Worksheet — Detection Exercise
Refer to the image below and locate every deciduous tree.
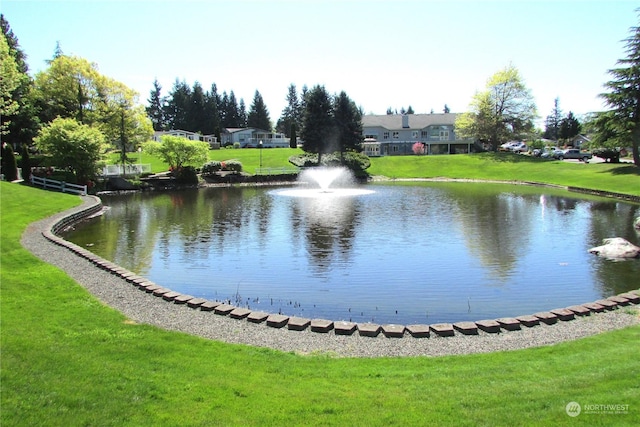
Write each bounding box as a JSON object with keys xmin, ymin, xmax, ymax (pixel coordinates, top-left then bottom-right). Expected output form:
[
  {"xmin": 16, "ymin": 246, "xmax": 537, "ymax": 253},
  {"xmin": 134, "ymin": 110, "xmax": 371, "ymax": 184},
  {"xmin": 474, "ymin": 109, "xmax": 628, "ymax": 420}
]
[
  {"xmin": 34, "ymin": 117, "xmax": 107, "ymax": 184},
  {"xmin": 143, "ymin": 135, "xmax": 209, "ymax": 172},
  {"xmin": 455, "ymin": 65, "xmax": 537, "ymax": 151}
]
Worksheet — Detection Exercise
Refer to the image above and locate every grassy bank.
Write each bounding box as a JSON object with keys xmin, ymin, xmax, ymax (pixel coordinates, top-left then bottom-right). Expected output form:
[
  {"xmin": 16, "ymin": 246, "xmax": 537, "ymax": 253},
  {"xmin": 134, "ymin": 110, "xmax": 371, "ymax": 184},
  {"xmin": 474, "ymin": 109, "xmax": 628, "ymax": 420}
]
[
  {"xmin": 113, "ymin": 149, "xmax": 640, "ymax": 196},
  {"xmin": 2, "ymin": 162, "xmax": 640, "ymax": 425}
]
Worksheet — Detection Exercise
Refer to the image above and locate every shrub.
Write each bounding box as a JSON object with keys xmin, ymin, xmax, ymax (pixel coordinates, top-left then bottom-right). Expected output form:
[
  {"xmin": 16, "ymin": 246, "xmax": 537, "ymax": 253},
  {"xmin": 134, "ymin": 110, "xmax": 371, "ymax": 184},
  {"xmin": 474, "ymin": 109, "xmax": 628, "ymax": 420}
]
[
  {"xmin": 412, "ymin": 142, "xmax": 426, "ymax": 155},
  {"xmin": 175, "ymin": 166, "xmax": 198, "ymax": 184},
  {"xmin": 223, "ymin": 160, "xmax": 242, "ymax": 172},
  {"xmin": 288, "ymin": 151, "xmax": 370, "ymax": 174},
  {"xmin": 202, "ymin": 161, "xmax": 222, "ymax": 175}
]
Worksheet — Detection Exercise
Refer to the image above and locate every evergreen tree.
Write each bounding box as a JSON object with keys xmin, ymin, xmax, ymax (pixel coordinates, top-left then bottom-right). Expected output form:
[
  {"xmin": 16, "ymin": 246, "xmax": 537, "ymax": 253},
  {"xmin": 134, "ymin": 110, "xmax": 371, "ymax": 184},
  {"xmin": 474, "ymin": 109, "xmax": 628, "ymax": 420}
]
[
  {"xmin": 226, "ymin": 91, "xmax": 241, "ymax": 127},
  {"xmin": 247, "ymin": 90, "xmax": 271, "ymax": 130},
  {"xmin": 333, "ymin": 91, "xmax": 363, "ymax": 161},
  {"xmin": 1, "ymin": 142, "xmax": 18, "ymax": 181},
  {"xmin": 188, "ymin": 81, "xmax": 207, "ymax": 133},
  {"xmin": 443, "ymin": 104, "xmax": 450, "ymax": 114},
  {"xmin": 559, "ymin": 111, "xmax": 581, "ymax": 140},
  {"xmin": 21, "ymin": 143, "xmax": 31, "ymax": 182},
  {"xmin": 598, "ymin": 12, "xmax": 640, "ymax": 166},
  {"xmin": 300, "ymin": 85, "xmax": 334, "ymax": 164},
  {"xmin": 238, "ymin": 98, "xmax": 247, "ymax": 127},
  {"xmin": 406, "ymin": 105, "xmax": 415, "ymax": 114},
  {"xmin": 203, "ymin": 83, "xmax": 221, "ymax": 138},
  {"xmin": 146, "ymin": 78, "xmax": 166, "ymax": 131},
  {"xmin": 276, "ymin": 83, "xmax": 301, "ymax": 136},
  {"xmin": 543, "ymin": 97, "xmax": 562, "ymax": 140},
  {"xmin": 164, "ymin": 79, "xmax": 191, "ymax": 130}
]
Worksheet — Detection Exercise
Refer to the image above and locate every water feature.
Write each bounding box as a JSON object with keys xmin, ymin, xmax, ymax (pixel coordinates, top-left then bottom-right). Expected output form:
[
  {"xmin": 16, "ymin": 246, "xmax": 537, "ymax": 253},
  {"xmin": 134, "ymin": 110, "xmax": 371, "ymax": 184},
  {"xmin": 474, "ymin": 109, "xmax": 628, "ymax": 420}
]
[
  {"xmin": 64, "ymin": 180, "xmax": 640, "ymax": 325},
  {"xmin": 277, "ymin": 167, "xmax": 375, "ymax": 198}
]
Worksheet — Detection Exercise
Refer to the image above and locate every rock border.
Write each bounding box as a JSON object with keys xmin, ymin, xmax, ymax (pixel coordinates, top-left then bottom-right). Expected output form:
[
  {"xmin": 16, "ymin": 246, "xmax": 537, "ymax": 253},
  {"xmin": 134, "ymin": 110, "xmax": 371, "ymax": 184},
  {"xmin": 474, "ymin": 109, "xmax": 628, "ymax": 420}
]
[{"xmin": 41, "ymin": 194, "xmax": 640, "ymax": 339}]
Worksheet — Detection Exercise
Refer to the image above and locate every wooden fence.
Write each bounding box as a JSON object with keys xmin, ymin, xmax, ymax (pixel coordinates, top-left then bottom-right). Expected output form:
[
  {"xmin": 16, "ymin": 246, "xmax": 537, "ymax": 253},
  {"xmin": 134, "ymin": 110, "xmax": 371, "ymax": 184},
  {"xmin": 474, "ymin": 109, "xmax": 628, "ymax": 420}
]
[{"xmin": 31, "ymin": 175, "xmax": 87, "ymax": 196}]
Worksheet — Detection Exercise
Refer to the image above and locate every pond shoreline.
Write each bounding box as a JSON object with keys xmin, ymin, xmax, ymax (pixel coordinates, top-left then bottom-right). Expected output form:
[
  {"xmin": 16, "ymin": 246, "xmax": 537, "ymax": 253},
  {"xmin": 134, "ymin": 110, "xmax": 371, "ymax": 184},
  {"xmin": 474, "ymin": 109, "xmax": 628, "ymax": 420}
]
[{"xmin": 21, "ymin": 192, "xmax": 640, "ymax": 358}]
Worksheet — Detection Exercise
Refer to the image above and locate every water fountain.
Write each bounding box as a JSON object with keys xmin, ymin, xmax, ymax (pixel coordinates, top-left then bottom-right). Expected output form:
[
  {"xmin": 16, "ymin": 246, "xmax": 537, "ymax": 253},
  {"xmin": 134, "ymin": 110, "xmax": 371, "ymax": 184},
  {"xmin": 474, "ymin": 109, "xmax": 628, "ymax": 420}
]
[{"xmin": 275, "ymin": 166, "xmax": 375, "ymax": 198}]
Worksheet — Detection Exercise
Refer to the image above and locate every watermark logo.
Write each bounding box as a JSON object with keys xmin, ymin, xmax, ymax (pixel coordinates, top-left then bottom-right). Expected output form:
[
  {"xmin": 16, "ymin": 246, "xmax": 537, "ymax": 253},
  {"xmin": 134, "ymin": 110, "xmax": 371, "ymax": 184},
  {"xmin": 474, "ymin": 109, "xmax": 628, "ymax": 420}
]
[
  {"xmin": 566, "ymin": 401, "xmax": 630, "ymax": 417},
  {"xmin": 566, "ymin": 401, "xmax": 581, "ymax": 417}
]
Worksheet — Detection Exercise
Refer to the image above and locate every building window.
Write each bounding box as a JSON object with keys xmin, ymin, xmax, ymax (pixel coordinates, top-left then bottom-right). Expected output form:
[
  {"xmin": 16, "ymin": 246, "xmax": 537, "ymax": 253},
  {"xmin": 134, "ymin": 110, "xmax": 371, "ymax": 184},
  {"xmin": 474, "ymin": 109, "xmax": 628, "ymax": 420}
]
[
  {"xmin": 383, "ymin": 132, "xmax": 389, "ymax": 140},
  {"xmin": 392, "ymin": 131, "xmax": 399, "ymax": 139},
  {"xmin": 421, "ymin": 130, "xmax": 428, "ymax": 138},
  {"xmin": 412, "ymin": 131, "xmax": 419, "ymax": 138}
]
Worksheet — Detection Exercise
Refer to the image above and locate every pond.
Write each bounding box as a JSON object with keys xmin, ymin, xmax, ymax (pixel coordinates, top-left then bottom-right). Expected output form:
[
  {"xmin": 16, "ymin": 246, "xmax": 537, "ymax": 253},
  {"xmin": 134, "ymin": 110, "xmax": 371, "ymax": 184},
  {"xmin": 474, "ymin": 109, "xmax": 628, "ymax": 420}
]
[{"xmin": 64, "ymin": 182, "xmax": 640, "ymax": 325}]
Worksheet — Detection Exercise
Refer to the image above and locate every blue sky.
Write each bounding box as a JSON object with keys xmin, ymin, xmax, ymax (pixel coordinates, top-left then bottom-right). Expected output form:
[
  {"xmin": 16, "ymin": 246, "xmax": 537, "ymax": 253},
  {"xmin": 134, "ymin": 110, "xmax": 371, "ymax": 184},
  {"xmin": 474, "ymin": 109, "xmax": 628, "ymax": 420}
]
[{"xmin": 2, "ymin": 0, "xmax": 639, "ymax": 125}]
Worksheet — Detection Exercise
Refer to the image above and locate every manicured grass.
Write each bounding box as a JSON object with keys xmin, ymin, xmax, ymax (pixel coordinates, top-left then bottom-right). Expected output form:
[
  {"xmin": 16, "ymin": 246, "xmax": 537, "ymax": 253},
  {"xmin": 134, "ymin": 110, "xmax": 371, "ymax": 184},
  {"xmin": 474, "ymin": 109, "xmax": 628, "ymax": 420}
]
[
  {"xmin": 5, "ymin": 149, "xmax": 640, "ymax": 426},
  {"xmin": 2, "ymin": 157, "xmax": 640, "ymax": 425},
  {"xmin": 110, "ymin": 149, "xmax": 640, "ymax": 196},
  {"xmin": 367, "ymin": 152, "xmax": 640, "ymax": 196}
]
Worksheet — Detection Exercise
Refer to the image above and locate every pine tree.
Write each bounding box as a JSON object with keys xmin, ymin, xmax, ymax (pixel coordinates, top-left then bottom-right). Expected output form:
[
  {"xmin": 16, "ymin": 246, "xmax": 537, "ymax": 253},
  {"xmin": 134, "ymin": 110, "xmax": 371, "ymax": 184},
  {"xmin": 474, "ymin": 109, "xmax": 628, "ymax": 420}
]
[
  {"xmin": 300, "ymin": 85, "xmax": 334, "ymax": 164},
  {"xmin": 188, "ymin": 81, "xmax": 207, "ymax": 133},
  {"xmin": 276, "ymin": 83, "xmax": 301, "ymax": 137},
  {"xmin": 247, "ymin": 90, "xmax": 271, "ymax": 130},
  {"xmin": 165, "ymin": 79, "xmax": 191, "ymax": 130},
  {"xmin": 599, "ymin": 13, "xmax": 640, "ymax": 166},
  {"xmin": 543, "ymin": 97, "xmax": 562, "ymax": 141},
  {"xmin": 333, "ymin": 91, "xmax": 363, "ymax": 160},
  {"xmin": 146, "ymin": 78, "xmax": 166, "ymax": 131},
  {"xmin": 203, "ymin": 83, "xmax": 221, "ymax": 137},
  {"xmin": 559, "ymin": 111, "xmax": 581, "ymax": 140},
  {"xmin": 238, "ymin": 98, "xmax": 247, "ymax": 127}
]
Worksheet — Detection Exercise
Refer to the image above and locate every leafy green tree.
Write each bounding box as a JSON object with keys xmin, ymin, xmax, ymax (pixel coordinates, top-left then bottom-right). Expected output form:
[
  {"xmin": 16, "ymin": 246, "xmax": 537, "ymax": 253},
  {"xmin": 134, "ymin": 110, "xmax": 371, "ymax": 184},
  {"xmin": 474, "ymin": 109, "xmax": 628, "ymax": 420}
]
[
  {"xmin": 455, "ymin": 65, "xmax": 537, "ymax": 151},
  {"xmin": 146, "ymin": 78, "xmax": 166, "ymax": 131},
  {"xmin": 300, "ymin": 85, "xmax": 335, "ymax": 164},
  {"xmin": 247, "ymin": 90, "xmax": 271, "ymax": 130},
  {"xmin": 1, "ymin": 15, "xmax": 38, "ymax": 149},
  {"xmin": 143, "ymin": 135, "xmax": 209, "ymax": 172},
  {"xmin": 598, "ymin": 13, "xmax": 640, "ymax": 166},
  {"xmin": 0, "ymin": 31, "xmax": 21, "ymax": 136},
  {"xmin": 34, "ymin": 117, "xmax": 107, "ymax": 184},
  {"xmin": 333, "ymin": 91, "xmax": 363, "ymax": 160}
]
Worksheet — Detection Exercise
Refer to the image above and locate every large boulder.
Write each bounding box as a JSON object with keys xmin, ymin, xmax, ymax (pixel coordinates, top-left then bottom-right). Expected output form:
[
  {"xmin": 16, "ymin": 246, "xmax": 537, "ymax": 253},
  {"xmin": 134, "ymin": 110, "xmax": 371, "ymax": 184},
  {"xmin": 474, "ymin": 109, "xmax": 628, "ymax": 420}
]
[{"xmin": 589, "ymin": 237, "xmax": 640, "ymax": 259}]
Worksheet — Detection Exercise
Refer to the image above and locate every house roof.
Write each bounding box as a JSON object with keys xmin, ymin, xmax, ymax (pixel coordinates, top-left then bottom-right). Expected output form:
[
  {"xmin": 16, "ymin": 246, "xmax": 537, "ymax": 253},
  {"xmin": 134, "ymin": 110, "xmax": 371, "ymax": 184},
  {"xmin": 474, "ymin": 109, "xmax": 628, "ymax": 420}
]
[{"xmin": 362, "ymin": 113, "xmax": 459, "ymax": 130}]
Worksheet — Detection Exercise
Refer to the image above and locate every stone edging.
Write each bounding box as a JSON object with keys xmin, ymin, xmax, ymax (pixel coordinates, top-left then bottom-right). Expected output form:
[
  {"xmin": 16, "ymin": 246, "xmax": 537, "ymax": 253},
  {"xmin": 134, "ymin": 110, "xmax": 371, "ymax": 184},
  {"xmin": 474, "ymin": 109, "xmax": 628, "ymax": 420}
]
[{"xmin": 42, "ymin": 194, "xmax": 640, "ymax": 339}]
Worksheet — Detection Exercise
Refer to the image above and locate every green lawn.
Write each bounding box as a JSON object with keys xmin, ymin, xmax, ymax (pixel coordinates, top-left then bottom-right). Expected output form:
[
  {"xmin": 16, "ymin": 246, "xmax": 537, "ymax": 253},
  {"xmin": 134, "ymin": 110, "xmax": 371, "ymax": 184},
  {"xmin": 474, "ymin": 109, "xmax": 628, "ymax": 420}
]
[
  {"xmin": 2, "ymin": 155, "xmax": 640, "ymax": 425},
  {"xmin": 111, "ymin": 149, "xmax": 640, "ymax": 196}
]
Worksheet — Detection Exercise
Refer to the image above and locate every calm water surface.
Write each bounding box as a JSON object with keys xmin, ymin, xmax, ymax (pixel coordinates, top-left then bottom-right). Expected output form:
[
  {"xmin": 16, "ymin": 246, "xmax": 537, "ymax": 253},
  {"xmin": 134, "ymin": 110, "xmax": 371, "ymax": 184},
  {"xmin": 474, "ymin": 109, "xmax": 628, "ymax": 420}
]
[{"xmin": 64, "ymin": 183, "xmax": 640, "ymax": 324}]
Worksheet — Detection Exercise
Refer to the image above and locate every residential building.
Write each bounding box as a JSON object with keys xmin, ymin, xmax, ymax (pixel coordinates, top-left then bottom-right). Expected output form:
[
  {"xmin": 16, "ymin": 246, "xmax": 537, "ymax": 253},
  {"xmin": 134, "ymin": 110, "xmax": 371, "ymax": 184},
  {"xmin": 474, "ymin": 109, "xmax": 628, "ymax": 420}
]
[
  {"xmin": 153, "ymin": 130, "xmax": 219, "ymax": 149},
  {"xmin": 220, "ymin": 128, "xmax": 290, "ymax": 148},
  {"xmin": 361, "ymin": 113, "xmax": 474, "ymax": 156}
]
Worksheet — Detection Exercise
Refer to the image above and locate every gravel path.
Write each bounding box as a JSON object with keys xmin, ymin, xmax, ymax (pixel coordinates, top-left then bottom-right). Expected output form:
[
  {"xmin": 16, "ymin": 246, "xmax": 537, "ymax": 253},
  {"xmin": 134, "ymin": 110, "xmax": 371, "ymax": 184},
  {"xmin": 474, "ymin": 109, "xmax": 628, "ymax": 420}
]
[{"xmin": 21, "ymin": 196, "xmax": 640, "ymax": 358}]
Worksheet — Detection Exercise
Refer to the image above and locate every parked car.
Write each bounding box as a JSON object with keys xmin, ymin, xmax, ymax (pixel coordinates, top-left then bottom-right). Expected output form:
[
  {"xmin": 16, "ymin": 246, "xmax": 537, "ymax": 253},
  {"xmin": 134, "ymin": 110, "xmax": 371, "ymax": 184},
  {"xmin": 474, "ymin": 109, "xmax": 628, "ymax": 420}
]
[
  {"xmin": 553, "ymin": 149, "xmax": 592, "ymax": 162},
  {"xmin": 499, "ymin": 141, "xmax": 520, "ymax": 151},
  {"xmin": 540, "ymin": 147, "xmax": 563, "ymax": 158},
  {"xmin": 509, "ymin": 142, "xmax": 528, "ymax": 153}
]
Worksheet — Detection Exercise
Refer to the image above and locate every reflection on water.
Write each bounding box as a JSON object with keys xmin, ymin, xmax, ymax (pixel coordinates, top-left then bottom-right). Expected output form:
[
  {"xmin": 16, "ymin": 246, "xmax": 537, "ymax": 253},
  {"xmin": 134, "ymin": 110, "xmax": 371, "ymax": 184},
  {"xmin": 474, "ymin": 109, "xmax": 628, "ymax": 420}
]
[{"xmin": 64, "ymin": 183, "xmax": 640, "ymax": 324}]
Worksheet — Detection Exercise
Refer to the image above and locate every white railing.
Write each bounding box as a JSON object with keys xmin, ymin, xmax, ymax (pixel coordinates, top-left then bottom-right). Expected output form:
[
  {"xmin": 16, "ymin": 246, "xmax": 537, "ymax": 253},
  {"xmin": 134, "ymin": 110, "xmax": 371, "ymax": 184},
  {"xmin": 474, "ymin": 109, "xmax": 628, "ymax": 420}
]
[
  {"xmin": 31, "ymin": 176, "xmax": 87, "ymax": 196},
  {"xmin": 101, "ymin": 164, "xmax": 152, "ymax": 176}
]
